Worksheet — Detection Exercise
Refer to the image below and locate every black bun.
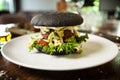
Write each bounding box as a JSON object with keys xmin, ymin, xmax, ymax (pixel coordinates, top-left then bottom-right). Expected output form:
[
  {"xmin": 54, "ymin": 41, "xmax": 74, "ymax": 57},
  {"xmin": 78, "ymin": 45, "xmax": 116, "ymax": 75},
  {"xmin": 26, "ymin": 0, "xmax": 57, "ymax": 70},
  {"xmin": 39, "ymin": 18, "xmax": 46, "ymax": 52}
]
[{"xmin": 31, "ymin": 12, "xmax": 83, "ymax": 27}]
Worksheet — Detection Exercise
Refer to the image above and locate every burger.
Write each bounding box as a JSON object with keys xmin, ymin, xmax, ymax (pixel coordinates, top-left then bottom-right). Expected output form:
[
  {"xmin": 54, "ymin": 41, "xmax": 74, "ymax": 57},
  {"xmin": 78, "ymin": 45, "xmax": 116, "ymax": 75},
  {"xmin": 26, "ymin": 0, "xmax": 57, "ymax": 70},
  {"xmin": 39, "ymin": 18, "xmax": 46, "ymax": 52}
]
[{"xmin": 28, "ymin": 12, "xmax": 88, "ymax": 55}]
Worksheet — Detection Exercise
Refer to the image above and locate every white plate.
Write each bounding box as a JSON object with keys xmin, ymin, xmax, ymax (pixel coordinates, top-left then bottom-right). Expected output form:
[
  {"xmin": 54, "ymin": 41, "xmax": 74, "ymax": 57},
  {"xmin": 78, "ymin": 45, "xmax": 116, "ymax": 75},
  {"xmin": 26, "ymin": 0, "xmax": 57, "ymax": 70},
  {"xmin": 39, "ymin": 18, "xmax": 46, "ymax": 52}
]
[{"xmin": 1, "ymin": 33, "xmax": 118, "ymax": 71}]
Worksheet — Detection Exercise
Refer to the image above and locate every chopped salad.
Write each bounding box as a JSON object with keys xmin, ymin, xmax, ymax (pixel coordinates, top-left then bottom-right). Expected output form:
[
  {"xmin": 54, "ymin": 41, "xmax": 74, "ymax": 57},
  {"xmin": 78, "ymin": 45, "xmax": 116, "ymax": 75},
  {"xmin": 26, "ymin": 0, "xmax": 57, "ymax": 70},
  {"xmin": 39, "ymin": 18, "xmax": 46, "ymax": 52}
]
[{"xmin": 28, "ymin": 26, "xmax": 88, "ymax": 55}]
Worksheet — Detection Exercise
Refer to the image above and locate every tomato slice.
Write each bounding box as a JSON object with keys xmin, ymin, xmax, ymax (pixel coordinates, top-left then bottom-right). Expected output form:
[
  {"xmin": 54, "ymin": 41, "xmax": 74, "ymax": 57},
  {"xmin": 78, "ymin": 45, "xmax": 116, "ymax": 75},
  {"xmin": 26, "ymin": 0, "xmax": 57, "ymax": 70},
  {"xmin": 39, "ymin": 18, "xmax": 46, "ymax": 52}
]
[{"xmin": 38, "ymin": 39, "xmax": 48, "ymax": 46}]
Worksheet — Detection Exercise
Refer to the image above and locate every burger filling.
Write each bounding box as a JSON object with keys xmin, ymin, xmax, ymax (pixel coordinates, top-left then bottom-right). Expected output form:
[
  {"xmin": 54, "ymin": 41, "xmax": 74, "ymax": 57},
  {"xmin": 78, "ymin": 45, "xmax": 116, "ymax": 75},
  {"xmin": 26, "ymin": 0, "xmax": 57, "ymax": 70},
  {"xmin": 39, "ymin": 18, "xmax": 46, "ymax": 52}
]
[{"xmin": 28, "ymin": 26, "xmax": 88, "ymax": 55}]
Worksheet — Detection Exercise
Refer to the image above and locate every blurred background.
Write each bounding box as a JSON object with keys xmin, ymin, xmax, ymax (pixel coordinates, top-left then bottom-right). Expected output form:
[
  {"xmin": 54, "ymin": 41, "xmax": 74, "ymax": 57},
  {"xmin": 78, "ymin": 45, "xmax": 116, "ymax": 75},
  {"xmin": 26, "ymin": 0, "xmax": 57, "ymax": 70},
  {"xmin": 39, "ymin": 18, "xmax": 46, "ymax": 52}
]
[{"xmin": 0, "ymin": 0, "xmax": 120, "ymax": 37}]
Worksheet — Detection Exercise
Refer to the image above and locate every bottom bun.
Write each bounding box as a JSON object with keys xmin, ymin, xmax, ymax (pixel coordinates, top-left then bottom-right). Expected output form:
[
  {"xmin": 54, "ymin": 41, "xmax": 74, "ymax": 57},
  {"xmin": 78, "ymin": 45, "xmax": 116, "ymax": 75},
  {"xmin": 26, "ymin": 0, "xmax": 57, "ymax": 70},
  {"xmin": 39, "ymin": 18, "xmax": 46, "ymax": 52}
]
[{"xmin": 36, "ymin": 47, "xmax": 78, "ymax": 55}]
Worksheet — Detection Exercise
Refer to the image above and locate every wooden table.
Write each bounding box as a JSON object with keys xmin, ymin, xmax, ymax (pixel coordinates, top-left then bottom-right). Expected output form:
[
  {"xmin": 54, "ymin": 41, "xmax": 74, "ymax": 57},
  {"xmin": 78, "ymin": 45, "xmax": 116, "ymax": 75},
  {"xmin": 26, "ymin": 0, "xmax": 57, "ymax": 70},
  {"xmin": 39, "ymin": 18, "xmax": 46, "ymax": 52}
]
[
  {"xmin": 0, "ymin": 51, "xmax": 120, "ymax": 80},
  {"xmin": 0, "ymin": 33, "xmax": 120, "ymax": 80}
]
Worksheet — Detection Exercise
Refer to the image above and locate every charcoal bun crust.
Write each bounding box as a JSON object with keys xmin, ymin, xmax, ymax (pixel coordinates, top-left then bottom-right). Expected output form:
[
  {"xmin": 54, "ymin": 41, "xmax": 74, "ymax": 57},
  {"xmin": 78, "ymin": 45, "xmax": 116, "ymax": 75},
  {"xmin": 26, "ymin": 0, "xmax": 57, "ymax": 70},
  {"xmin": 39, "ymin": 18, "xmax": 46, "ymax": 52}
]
[{"xmin": 31, "ymin": 12, "xmax": 83, "ymax": 27}]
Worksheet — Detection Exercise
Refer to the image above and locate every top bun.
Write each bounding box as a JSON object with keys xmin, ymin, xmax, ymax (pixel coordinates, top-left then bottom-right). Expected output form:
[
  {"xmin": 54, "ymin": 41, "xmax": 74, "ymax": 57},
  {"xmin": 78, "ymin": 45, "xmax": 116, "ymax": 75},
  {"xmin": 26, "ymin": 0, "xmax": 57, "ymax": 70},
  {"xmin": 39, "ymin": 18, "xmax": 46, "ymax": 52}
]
[{"xmin": 31, "ymin": 12, "xmax": 83, "ymax": 27}]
